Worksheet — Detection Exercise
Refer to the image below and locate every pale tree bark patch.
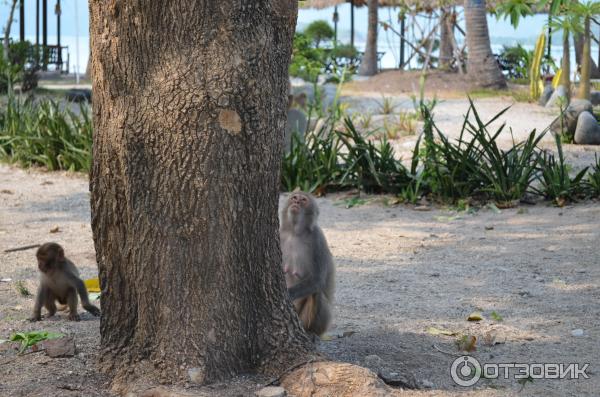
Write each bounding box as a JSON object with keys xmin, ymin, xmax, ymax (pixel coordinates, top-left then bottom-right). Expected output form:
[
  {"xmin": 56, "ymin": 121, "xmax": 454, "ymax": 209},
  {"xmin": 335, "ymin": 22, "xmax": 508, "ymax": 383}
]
[{"xmin": 218, "ymin": 109, "xmax": 242, "ymax": 134}]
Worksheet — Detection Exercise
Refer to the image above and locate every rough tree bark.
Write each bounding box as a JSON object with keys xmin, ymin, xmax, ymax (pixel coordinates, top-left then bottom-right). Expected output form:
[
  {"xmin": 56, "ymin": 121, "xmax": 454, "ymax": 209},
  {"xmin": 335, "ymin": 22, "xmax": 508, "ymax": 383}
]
[
  {"xmin": 561, "ymin": 29, "xmax": 571, "ymax": 98},
  {"xmin": 89, "ymin": 0, "xmax": 313, "ymax": 390},
  {"xmin": 2, "ymin": 0, "xmax": 18, "ymax": 62},
  {"xmin": 359, "ymin": 0, "xmax": 378, "ymax": 76},
  {"xmin": 574, "ymin": 32, "xmax": 600, "ymax": 80},
  {"xmin": 463, "ymin": 0, "xmax": 506, "ymax": 88},
  {"xmin": 438, "ymin": 8, "xmax": 454, "ymax": 70}
]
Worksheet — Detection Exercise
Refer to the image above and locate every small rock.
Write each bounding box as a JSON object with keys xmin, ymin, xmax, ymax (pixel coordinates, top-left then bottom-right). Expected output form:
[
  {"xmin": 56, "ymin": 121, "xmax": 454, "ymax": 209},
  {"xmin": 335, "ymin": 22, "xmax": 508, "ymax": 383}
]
[
  {"xmin": 574, "ymin": 111, "xmax": 600, "ymax": 145},
  {"xmin": 421, "ymin": 379, "xmax": 434, "ymax": 388},
  {"xmin": 187, "ymin": 367, "xmax": 204, "ymax": 384},
  {"xmin": 571, "ymin": 329, "xmax": 584, "ymax": 337},
  {"xmin": 414, "ymin": 205, "xmax": 431, "ymax": 211},
  {"xmin": 0, "ymin": 189, "xmax": 14, "ymax": 194},
  {"xmin": 591, "ymin": 91, "xmax": 600, "ymax": 106},
  {"xmin": 255, "ymin": 386, "xmax": 286, "ymax": 397},
  {"xmin": 42, "ymin": 337, "xmax": 75, "ymax": 358},
  {"xmin": 284, "ymin": 109, "xmax": 307, "ymax": 153},
  {"xmin": 65, "ymin": 88, "xmax": 92, "ymax": 103},
  {"xmin": 549, "ymin": 98, "xmax": 593, "ymax": 136},
  {"xmin": 49, "ymin": 225, "xmax": 60, "ymax": 233},
  {"xmin": 364, "ymin": 354, "xmax": 383, "ymax": 369},
  {"xmin": 484, "ymin": 225, "xmax": 494, "ymax": 230},
  {"xmin": 378, "ymin": 369, "xmax": 418, "ymax": 389},
  {"xmin": 545, "ymin": 85, "xmax": 567, "ymax": 108},
  {"xmin": 538, "ymin": 85, "xmax": 553, "ymax": 106}
]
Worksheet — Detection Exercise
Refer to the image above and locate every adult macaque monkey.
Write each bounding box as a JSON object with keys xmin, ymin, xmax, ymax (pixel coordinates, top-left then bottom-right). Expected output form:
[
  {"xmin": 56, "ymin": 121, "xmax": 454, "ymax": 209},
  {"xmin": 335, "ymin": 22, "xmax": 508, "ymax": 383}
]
[
  {"xmin": 280, "ymin": 192, "xmax": 335, "ymax": 337},
  {"xmin": 30, "ymin": 243, "xmax": 101, "ymax": 322}
]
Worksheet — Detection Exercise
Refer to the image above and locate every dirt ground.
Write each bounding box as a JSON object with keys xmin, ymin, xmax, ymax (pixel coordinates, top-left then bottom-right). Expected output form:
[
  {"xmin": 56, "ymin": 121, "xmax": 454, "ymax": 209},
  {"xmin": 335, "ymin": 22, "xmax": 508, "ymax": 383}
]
[
  {"xmin": 1, "ymin": 160, "xmax": 599, "ymax": 397},
  {"xmin": 1, "ymin": 82, "xmax": 600, "ymax": 396}
]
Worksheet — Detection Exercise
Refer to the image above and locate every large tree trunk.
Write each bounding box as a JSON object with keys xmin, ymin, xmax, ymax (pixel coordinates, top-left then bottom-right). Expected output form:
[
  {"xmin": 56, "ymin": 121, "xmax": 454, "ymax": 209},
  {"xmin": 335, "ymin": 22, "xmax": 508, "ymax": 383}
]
[
  {"xmin": 439, "ymin": 8, "xmax": 454, "ymax": 70},
  {"xmin": 359, "ymin": 0, "xmax": 378, "ymax": 76},
  {"xmin": 561, "ymin": 29, "xmax": 571, "ymax": 98},
  {"xmin": 89, "ymin": 0, "xmax": 313, "ymax": 390},
  {"xmin": 577, "ymin": 17, "xmax": 591, "ymax": 100},
  {"xmin": 574, "ymin": 30, "xmax": 600, "ymax": 81},
  {"xmin": 463, "ymin": 0, "xmax": 506, "ymax": 88},
  {"xmin": 2, "ymin": 0, "xmax": 18, "ymax": 62}
]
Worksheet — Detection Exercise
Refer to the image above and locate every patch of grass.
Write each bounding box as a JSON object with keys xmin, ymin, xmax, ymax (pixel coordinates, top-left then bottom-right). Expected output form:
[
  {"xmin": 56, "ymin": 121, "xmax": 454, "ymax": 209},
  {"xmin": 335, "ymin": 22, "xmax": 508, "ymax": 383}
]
[
  {"xmin": 534, "ymin": 134, "xmax": 588, "ymax": 206},
  {"xmin": 377, "ymin": 95, "xmax": 396, "ymax": 115},
  {"xmin": 0, "ymin": 95, "xmax": 92, "ymax": 172},
  {"xmin": 586, "ymin": 154, "xmax": 600, "ymax": 198},
  {"xmin": 14, "ymin": 280, "xmax": 31, "ymax": 297}
]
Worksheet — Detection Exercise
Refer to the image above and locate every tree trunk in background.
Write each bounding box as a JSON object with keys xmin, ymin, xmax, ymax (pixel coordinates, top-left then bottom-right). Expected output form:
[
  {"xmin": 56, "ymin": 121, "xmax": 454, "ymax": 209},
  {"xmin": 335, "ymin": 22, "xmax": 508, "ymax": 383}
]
[
  {"xmin": 359, "ymin": 0, "xmax": 378, "ymax": 76},
  {"xmin": 89, "ymin": 0, "xmax": 312, "ymax": 390},
  {"xmin": 574, "ymin": 32, "xmax": 600, "ymax": 80},
  {"xmin": 561, "ymin": 30, "xmax": 571, "ymax": 98},
  {"xmin": 2, "ymin": 0, "xmax": 18, "ymax": 62},
  {"xmin": 577, "ymin": 17, "xmax": 591, "ymax": 99},
  {"xmin": 463, "ymin": 0, "xmax": 506, "ymax": 88},
  {"xmin": 439, "ymin": 8, "xmax": 454, "ymax": 70}
]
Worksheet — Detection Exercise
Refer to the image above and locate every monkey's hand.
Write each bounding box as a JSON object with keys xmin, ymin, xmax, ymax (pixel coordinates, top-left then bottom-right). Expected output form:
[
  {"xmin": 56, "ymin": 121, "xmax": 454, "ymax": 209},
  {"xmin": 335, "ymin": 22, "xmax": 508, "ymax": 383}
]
[
  {"xmin": 68, "ymin": 313, "xmax": 81, "ymax": 321},
  {"xmin": 28, "ymin": 315, "xmax": 42, "ymax": 322},
  {"xmin": 84, "ymin": 304, "xmax": 101, "ymax": 317}
]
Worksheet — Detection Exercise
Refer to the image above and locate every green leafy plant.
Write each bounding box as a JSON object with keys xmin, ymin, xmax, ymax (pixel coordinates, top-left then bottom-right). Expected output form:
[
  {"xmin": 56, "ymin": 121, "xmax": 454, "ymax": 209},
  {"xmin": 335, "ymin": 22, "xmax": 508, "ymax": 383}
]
[
  {"xmin": 0, "ymin": 96, "xmax": 93, "ymax": 172},
  {"xmin": 585, "ymin": 154, "xmax": 600, "ymax": 198},
  {"xmin": 534, "ymin": 134, "xmax": 588, "ymax": 206},
  {"xmin": 303, "ymin": 20, "xmax": 335, "ymax": 48},
  {"xmin": 8, "ymin": 331, "xmax": 63, "ymax": 353}
]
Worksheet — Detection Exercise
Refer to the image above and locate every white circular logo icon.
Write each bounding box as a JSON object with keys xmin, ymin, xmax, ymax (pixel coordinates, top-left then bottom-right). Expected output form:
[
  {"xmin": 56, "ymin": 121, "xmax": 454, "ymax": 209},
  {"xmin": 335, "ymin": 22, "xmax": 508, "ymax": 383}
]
[{"xmin": 450, "ymin": 356, "xmax": 481, "ymax": 386}]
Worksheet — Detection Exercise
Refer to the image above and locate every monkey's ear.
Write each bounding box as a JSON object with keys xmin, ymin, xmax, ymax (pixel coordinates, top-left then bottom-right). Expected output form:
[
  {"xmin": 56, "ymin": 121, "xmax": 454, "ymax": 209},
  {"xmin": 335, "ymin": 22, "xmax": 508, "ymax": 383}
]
[{"xmin": 292, "ymin": 187, "xmax": 302, "ymax": 193}]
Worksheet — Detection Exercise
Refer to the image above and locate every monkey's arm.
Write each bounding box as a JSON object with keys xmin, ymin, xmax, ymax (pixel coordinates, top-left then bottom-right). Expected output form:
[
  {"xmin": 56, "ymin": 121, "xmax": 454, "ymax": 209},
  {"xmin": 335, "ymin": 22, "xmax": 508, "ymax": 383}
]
[
  {"xmin": 66, "ymin": 271, "xmax": 101, "ymax": 316},
  {"xmin": 287, "ymin": 275, "xmax": 321, "ymax": 301}
]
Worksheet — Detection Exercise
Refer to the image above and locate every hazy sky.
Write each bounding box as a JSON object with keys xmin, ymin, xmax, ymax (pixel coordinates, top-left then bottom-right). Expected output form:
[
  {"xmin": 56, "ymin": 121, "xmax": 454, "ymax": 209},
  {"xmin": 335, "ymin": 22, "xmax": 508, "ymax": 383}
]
[{"xmin": 0, "ymin": 2, "xmax": 597, "ymax": 71}]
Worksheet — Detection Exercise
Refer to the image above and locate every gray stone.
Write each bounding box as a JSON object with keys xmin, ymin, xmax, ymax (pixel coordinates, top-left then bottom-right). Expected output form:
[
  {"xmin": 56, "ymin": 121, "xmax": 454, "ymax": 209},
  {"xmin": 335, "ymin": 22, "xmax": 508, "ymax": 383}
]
[
  {"xmin": 550, "ymin": 99, "xmax": 594, "ymax": 136},
  {"xmin": 545, "ymin": 85, "xmax": 568, "ymax": 108},
  {"xmin": 284, "ymin": 108, "xmax": 307, "ymax": 153},
  {"xmin": 591, "ymin": 91, "xmax": 600, "ymax": 106},
  {"xmin": 574, "ymin": 111, "xmax": 600, "ymax": 145},
  {"xmin": 255, "ymin": 386, "xmax": 286, "ymax": 397},
  {"xmin": 378, "ymin": 369, "xmax": 418, "ymax": 389},
  {"xmin": 42, "ymin": 337, "xmax": 75, "ymax": 358},
  {"xmin": 65, "ymin": 88, "xmax": 92, "ymax": 103},
  {"xmin": 538, "ymin": 85, "xmax": 554, "ymax": 106},
  {"xmin": 571, "ymin": 329, "xmax": 584, "ymax": 337}
]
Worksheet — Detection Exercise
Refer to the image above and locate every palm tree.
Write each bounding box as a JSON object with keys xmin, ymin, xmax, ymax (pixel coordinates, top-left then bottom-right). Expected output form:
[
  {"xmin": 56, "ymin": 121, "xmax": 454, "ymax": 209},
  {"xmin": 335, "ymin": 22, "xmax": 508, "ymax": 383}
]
[
  {"xmin": 359, "ymin": 0, "xmax": 378, "ymax": 76},
  {"xmin": 571, "ymin": 0, "xmax": 600, "ymax": 99},
  {"xmin": 464, "ymin": 0, "xmax": 506, "ymax": 88}
]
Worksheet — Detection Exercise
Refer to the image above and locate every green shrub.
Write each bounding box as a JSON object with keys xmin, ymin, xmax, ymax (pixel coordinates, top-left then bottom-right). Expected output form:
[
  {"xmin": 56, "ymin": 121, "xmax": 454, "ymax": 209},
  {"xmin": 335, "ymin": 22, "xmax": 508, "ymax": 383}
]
[
  {"xmin": 0, "ymin": 96, "xmax": 92, "ymax": 172},
  {"xmin": 289, "ymin": 33, "xmax": 326, "ymax": 83},
  {"xmin": 534, "ymin": 134, "xmax": 588, "ymax": 206},
  {"xmin": 304, "ymin": 20, "xmax": 334, "ymax": 48},
  {"xmin": 586, "ymin": 154, "xmax": 600, "ymax": 198}
]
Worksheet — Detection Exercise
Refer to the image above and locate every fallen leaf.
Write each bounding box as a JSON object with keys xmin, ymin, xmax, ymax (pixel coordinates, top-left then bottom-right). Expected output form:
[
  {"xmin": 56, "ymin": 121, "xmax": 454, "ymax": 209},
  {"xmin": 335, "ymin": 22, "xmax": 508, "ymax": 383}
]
[
  {"xmin": 0, "ymin": 189, "xmax": 14, "ymax": 194},
  {"xmin": 49, "ymin": 225, "xmax": 60, "ymax": 233},
  {"xmin": 467, "ymin": 312, "xmax": 483, "ymax": 322},
  {"xmin": 427, "ymin": 327, "xmax": 457, "ymax": 336}
]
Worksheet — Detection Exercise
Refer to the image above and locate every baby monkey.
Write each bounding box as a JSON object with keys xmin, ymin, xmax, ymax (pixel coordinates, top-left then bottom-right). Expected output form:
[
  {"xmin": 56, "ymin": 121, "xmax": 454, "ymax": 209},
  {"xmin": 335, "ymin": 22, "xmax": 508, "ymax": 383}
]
[
  {"xmin": 30, "ymin": 242, "xmax": 100, "ymax": 321},
  {"xmin": 280, "ymin": 192, "xmax": 335, "ymax": 337}
]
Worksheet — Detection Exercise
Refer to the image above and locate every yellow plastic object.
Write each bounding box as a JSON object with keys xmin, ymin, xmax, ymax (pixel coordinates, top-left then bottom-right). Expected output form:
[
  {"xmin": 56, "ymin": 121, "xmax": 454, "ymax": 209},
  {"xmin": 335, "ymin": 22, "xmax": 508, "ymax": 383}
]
[
  {"xmin": 552, "ymin": 69, "xmax": 562, "ymax": 89},
  {"xmin": 84, "ymin": 278, "xmax": 100, "ymax": 293},
  {"xmin": 529, "ymin": 30, "xmax": 546, "ymax": 100}
]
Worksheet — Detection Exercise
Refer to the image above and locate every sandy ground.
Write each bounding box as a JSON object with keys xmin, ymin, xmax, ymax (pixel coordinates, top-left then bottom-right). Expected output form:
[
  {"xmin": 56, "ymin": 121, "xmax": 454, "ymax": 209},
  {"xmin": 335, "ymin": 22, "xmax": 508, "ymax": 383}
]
[
  {"xmin": 0, "ymin": 161, "xmax": 599, "ymax": 397},
  {"xmin": 1, "ymin": 86, "xmax": 600, "ymax": 396}
]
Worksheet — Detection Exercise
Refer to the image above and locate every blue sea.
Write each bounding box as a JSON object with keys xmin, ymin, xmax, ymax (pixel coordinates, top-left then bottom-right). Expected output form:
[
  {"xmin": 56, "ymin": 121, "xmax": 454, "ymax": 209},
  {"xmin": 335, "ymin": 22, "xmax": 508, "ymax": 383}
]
[{"xmin": 2, "ymin": 1, "xmax": 598, "ymax": 76}]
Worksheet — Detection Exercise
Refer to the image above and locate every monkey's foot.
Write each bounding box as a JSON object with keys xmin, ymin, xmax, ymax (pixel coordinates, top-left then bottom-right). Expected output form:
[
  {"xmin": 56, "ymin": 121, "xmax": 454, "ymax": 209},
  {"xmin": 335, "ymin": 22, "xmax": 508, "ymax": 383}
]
[{"xmin": 68, "ymin": 313, "xmax": 81, "ymax": 321}]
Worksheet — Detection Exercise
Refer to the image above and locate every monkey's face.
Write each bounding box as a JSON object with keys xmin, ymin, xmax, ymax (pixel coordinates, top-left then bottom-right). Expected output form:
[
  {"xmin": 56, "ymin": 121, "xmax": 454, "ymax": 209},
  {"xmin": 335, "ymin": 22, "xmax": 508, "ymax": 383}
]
[
  {"xmin": 288, "ymin": 193, "xmax": 310, "ymax": 215},
  {"xmin": 36, "ymin": 243, "xmax": 64, "ymax": 273}
]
